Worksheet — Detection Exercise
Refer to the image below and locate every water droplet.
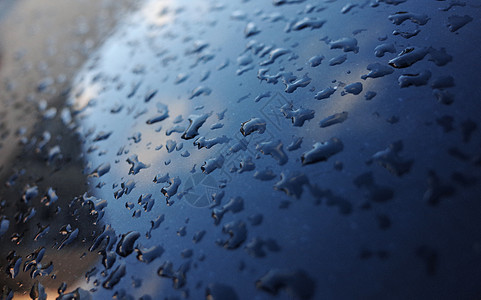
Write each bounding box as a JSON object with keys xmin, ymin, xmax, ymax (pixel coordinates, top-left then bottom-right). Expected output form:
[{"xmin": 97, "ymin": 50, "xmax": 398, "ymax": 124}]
[
  {"xmin": 374, "ymin": 43, "xmax": 396, "ymax": 57},
  {"xmin": 433, "ymin": 89, "xmax": 454, "ymax": 105},
  {"xmin": 392, "ymin": 28, "xmax": 420, "ymax": 39},
  {"xmin": 189, "ymin": 86, "xmax": 212, "ymax": 99},
  {"xmin": 446, "ymin": 14, "xmax": 473, "ymax": 32},
  {"xmin": 256, "ymin": 269, "xmax": 315, "ymax": 299},
  {"xmin": 89, "ymin": 163, "xmax": 111, "ymax": 177},
  {"xmin": 354, "ymin": 172, "xmax": 394, "ymax": 202},
  {"xmin": 308, "ymin": 55, "xmax": 324, "ymax": 67},
  {"xmin": 30, "ymin": 282, "xmax": 47, "ymax": 300},
  {"xmin": 398, "ymin": 70, "xmax": 431, "ymax": 87},
  {"xmin": 328, "ymin": 37, "xmax": 359, "ymax": 53},
  {"xmin": 202, "ymin": 155, "xmax": 225, "ymax": 174},
  {"xmin": 423, "ymin": 171, "xmax": 455, "ymax": 206},
  {"xmin": 116, "ymin": 231, "xmax": 140, "ymax": 257},
  {"xmin": 256, "ymin": 140, "xmax": 288, "ymax": 165},
  {"xmin": 367, "ymin": 141, "xmax": 413, "ymax": 176},
  {"xmin": 388, "ymin": 12, "xmax": 430, "ymax": 25},
  {"xmin": 329, "ymin": 54, "xmax": 347, "ymax": 66},
  {"xmin": 274, "ymin": 171, "xmax": 309, "ymax": 198},
  {"xmin": 212, "ymin": 197, "xmax": 244, "ymax": 225},
  {"xmin": 319, "ymin": 112, "xmax": 348, "ymax": 128},
  {"xmin": 302, "ymin": 139, "xmax": 344, "ymax": 166},
  {"xmin": 126, "ymin": 155, "xmax": 150, "ymax": 175},
  {"xmin": 136, "ymin": 245, "xmax": 164, "ymax": 263},
  {"xmin": 218, "ymin": 220, "xmax": 247, "ymax": 249},
  {"xmin": 193, "ymin": 135, "xmax": 229, "ymax": 149},
  {"xmin": 245, "ymin": 237, "xmax": 281, "ymax": 258},
  {"xmin": 259, "ymin": 48, "xmax": 290, "ymax": 66},
  {"xmin": 315, "ymin": 86, "xmax": 337, "ymax": 100},
  {"xmin": 58, "ymin": 228, "xmax": 79, "ymax": 250},
  {"xmin": 182, "ymin": 113, "xmax": 210, "ymax": 139},
  {"xmin": 360, "ymin": 63, "xmax": 394, "ymax": 80},
  {"xmin": 365, "ymin": 91, "xmax": 377, "ymax": 100},
  {"xmin": 206, "ymin": 283, "xmax": 239, "ymax": 300},
  {"xmin": 388, "ymin": 47, "xmax": 428, "ymax": 68},
  {"xmin": 240, "ymin": 118, "xmax": 267, "ymax": 136},
  {"xmin": 161, "ymin": 176, "xmax": 181, "ymax": 201},
  {"xmin": 244, "ymin": 22, "xmax": 260, "ymax": 37},
  {"xmin": 103, "ymin": 263, "xmax": 126, "ymax": 289},
  {"xmin": 342, "ymin": 82, "xmax": 363, "ymax": 95},
  {"xmin": 280, "ymin": 104, "xmax": 315, "ymax": 127},
  {"xmin": 0, "ymin": 218, "xmax": 10, "ymax": 237},
  {"xmin": 93, "ymin": 131, "xmax": 112, "ymax": 142},
  {"xmin": 292, "ymin": 17, "xmax": 326, "ymax": 31}
]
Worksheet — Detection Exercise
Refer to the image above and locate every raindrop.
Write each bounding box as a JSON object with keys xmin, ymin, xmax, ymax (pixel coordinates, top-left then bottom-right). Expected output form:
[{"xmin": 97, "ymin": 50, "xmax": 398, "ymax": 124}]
[
  {"xmin": 240, "ymin": 118, "xmax": 267, "ymax": 136},
  {"xmin": 301, "ymin": 138, "xmax": 344, "ymax": 165},
  {"xmin": 103, "ymin": 263, "xmax": 127, "ymax": 289},
  {"xmin": 116, "ymin": 231, "xmax": 141, "ymax": 257},
  {"xmin": 342, "ymin": 82, "xmax": 363, "ymax": 95},
  {"xmin": 446, "ymin": 15, "xmax": 473, "ymax": 32}
]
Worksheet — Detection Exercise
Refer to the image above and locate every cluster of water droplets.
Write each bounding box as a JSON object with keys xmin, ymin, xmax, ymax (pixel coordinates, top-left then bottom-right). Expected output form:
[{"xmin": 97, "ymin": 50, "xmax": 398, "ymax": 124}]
[{"xmin": 1, "ymin": 0, "xmax": 480, "ymax": 299}]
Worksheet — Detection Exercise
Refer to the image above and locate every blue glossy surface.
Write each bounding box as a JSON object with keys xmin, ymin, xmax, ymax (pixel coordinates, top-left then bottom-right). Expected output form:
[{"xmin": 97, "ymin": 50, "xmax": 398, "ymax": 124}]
[{"xmin": 1, "ymin": 0, "xmax": 481, "ymax": 299}]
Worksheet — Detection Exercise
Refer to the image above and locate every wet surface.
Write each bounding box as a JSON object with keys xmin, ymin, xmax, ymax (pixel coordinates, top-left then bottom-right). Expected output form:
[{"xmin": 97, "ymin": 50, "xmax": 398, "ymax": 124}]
[{"xmin": 1, "ymin": 0, "xmax": 481, "ymax": 299}]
